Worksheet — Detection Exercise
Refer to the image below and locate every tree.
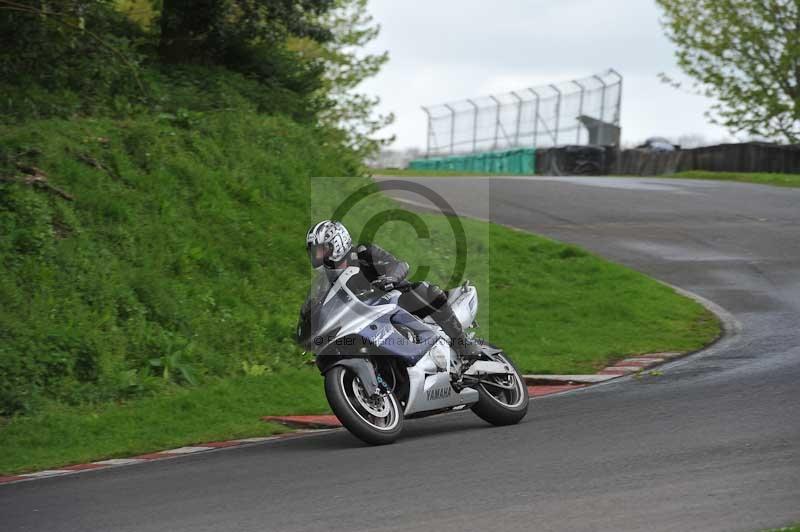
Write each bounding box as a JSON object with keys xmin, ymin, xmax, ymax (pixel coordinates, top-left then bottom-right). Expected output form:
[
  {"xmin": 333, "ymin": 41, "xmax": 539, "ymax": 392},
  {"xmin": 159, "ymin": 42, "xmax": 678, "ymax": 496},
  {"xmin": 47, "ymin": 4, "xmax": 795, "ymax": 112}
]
[
  {"xmin": 158, "ymin": 0, "xmax": 334, "ymax": 65},
  {"xmin": 656, "ymin": 0, "xmax": 800, "ymax": 143},
  {"xmin": 0, "ymin": 0, "xmax": 390, "ymax": 137},
  {"xmin": 156, "ymin": 0, "xmax": 337, "ymax": 122},
  {"xmin": 290, "ymin": 0, "xmax": 394, "ymax": 156},
  {"xmin": 157, "ymin": 0, "xmax": 217, "ymax": 63},
  {"xmin": 0, "ymin": 0, "xmax": 147, "ymax": 120}
]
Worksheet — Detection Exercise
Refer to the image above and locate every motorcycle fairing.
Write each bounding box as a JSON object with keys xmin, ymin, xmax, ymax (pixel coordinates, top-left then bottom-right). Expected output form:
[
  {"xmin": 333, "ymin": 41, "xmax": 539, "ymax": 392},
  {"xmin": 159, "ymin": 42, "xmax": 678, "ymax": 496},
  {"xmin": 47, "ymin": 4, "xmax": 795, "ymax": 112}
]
[
  {"xmin": 355, "ymin": 311, "xmax": 431, "ymax": 365},
  {"xmin": 301, "ymin": 267, "xmax": 437, "ymax": 366}
]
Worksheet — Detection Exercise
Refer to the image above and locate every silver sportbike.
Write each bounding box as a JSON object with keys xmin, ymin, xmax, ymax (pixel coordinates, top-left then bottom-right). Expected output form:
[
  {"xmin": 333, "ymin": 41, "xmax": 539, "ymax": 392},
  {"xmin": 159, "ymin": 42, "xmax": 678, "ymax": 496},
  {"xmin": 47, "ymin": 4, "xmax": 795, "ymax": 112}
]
[{"xmin": 296, "ymin": 266, "xmax": 529, "ymax": 444}]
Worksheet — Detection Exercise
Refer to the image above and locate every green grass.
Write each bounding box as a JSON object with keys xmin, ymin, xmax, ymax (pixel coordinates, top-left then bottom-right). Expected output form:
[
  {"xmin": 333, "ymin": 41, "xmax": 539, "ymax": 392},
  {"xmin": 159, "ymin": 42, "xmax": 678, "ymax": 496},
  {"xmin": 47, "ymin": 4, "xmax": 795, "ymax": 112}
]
[
  {"xmin": 484, "ymin": 224, "xmax": 719, "ymax": 373},
  {"xmin": 669, "ymin": 171, "xmax": 800, "ymax": 188},
  {"xmin": 761, "ymin": 525, "xmax": 800, "ymax": 532},
  {"xmin": 0, "ymin": 112, "xmax": 359, "ymax": 420},
  {"xmin": 0, "ymin": 115, "xmax": 720, "ymax": 474},
  {"xmin": 0, "ymin": 369, "xmax": 327, "ymax": 474}
]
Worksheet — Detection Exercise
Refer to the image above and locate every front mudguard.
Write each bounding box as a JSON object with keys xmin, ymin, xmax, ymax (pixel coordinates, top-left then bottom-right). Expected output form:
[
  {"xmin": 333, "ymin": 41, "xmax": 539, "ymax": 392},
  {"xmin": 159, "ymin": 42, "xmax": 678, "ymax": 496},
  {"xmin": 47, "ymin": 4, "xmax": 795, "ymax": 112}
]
[
  {"xmin": 319, "ymin": 358, "xmax": 380, "ymax": 396},
  {"xmin": 480, "ymin": 344, "xmax": 504, "ymax": 357}
]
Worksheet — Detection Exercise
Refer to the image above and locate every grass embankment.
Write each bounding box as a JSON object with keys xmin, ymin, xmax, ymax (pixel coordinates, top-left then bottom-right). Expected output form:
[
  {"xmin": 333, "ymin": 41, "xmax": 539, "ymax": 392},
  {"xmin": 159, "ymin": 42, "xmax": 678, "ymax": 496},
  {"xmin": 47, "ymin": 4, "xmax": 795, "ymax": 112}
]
[
  {"xmin": 0, "ymin": 117, "xmax": 718, "ymax": 474},
  {"xmin": 669, "ymin": 171, "xmax": 800, "ymax": 188},
  {"xmin": 0, "ymin": 374, "xmax": 326, "ymax": 474}
]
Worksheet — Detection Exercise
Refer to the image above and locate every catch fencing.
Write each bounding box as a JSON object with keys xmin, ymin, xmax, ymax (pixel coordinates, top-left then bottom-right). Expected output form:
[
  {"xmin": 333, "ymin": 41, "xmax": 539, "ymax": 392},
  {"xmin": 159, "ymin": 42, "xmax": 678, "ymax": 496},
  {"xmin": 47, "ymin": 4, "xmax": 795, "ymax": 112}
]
[{"xmin": 421, "ymin": 69, "xmax": 623, "ymax": 158}]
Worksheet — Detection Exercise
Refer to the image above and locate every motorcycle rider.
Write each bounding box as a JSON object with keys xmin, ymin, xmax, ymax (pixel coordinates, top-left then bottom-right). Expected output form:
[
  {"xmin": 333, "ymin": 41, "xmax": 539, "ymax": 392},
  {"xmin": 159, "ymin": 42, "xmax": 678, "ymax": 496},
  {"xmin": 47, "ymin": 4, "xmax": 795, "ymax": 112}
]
[{"xmin": 306, "ymin": 219, "xmax": 481, "ymax": 362}]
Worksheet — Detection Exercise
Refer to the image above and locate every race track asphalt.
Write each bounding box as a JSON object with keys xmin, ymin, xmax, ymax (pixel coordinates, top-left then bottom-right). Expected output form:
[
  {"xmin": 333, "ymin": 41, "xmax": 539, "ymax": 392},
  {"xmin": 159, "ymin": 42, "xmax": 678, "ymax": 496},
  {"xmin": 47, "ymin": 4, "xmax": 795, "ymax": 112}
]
[{"xmin": 1, "ymin": 176, "xmax": 798, "ymax": 532}]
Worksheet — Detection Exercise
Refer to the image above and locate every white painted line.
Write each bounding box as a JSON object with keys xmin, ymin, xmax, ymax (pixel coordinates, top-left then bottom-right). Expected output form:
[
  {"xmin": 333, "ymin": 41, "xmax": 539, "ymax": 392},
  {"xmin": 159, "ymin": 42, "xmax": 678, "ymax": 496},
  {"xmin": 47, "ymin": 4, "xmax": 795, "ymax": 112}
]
[
  {"xmin": 162, "ymin": 446, "xmax": 214, "ymax": 455},
  {"xmin": 621, "ymin": 358, "xmax": 664, "ymax": 364},
  {"xmin": 604, "ymin": 366, "xmax": 642, "ymax": 372},
  {"xmin": 93, "ymin": 458, "xmax": 147, "ymax": 466},
  {"xmin": 234, "ymin": 437, "xmax": 280, "ymax": 443},
  {"xmin": 19, "ymin": 470, "xmax": 71, "ymax": 478}
]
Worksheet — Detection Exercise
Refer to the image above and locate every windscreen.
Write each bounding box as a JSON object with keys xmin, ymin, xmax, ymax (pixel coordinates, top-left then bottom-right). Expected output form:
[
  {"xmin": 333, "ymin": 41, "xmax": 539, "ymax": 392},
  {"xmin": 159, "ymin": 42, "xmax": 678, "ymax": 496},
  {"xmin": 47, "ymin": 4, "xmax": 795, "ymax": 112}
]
[
  {"xmin": 297, "ymin": 272, "xmax": 332, "ymax": 349},
  {"xmin": 305, "ymin": 271, "xmax": 333, "ymax": 309},
  {"xmin": 296, "ymin": 269, "xmax": 382, "ymax": 352}
]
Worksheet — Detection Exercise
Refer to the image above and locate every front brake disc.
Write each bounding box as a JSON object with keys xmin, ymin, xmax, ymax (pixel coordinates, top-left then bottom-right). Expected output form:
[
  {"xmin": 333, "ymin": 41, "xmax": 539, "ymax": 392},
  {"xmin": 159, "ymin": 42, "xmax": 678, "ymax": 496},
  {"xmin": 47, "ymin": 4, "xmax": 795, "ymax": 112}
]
[{"xmin": 352, "ymin": 378, "xmax": 390, "ymax": 417}]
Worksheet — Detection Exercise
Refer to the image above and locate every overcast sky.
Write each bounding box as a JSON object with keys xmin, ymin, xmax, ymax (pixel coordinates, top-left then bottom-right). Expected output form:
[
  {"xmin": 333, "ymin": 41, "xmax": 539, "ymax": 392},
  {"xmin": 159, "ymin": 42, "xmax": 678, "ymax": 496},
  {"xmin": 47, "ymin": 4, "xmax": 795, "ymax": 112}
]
[{"xmin": 360, "ymin": 0, "xmax": 733, "ymax": 150}]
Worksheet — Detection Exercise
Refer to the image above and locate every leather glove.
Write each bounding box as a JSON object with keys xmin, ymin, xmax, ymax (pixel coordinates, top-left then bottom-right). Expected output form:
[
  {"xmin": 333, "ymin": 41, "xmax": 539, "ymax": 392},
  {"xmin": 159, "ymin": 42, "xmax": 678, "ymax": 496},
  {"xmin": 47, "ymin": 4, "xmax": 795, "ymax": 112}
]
[{"xmin": 371, "ymin": 275, "xmax": 398, "ymax": 291}]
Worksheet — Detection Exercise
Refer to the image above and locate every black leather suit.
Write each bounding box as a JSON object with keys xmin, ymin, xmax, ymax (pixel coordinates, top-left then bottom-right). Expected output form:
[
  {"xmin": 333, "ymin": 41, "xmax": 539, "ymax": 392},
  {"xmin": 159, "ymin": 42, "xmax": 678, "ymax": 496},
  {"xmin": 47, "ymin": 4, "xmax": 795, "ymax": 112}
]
[{"xmin": 354, "ymin": 244, "xmax": 447, "ymax": 318}]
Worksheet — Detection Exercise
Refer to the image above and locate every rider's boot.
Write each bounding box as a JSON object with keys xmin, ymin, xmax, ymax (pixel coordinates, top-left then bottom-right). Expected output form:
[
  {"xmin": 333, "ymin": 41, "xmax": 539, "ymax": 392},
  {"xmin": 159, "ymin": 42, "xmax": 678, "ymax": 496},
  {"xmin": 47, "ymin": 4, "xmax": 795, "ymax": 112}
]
[{"xmin": 431, "ymin": 304, "xmax": 482, "ymax": 364}]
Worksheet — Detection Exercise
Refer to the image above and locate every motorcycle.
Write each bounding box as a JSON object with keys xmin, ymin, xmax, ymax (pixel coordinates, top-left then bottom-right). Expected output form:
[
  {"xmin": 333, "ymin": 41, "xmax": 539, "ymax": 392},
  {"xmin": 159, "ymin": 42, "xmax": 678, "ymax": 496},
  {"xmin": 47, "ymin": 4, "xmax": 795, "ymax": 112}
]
[{"xmin": 296, "ymin": 266, "xmax": 528, "ymax": 444}]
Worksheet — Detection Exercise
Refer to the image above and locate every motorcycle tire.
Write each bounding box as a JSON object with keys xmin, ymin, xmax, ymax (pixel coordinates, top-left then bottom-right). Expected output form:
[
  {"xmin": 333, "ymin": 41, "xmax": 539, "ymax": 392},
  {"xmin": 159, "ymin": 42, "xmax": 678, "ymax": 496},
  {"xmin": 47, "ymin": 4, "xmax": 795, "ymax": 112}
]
[
  {"xmin": 324, "ymin": 365, "xmax": 404, "ymax": 445},
  {"xmin": 471, "ymin": 352, "xmax": 529, "ymax": 426}
]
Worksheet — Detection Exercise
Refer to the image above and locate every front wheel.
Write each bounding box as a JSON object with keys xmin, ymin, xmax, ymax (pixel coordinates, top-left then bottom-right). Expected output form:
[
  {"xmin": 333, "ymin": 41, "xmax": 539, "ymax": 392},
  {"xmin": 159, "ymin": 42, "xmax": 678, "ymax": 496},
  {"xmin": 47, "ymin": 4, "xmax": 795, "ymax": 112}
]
[
  {"xmin": 471, "ymin": 352, "xmax": 529, "ymax": 426},
  {"xmin": 324, "ymin": 365, "xmax": 403, "ymax": 445}
]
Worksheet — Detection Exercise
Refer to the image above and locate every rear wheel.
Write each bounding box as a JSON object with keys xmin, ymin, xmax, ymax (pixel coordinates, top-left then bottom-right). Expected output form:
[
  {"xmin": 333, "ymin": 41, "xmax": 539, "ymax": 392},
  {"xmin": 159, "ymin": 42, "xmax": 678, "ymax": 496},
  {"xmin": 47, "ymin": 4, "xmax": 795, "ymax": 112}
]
[
  {"xmin": 324, "ymin": 365, "xmax": 403, "ymax": 445},
  {"xmin": 471, "ymin": 352, "xmax": 529, "ymax": 426}
]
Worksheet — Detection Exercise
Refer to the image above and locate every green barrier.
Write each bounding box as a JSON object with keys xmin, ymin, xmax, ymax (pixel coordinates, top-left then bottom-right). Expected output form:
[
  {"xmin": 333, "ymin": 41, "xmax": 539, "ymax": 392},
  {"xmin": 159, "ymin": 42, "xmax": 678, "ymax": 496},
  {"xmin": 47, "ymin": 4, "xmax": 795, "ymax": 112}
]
[
  {"xmin": 464, "ymin": 155, "xmax": 476, "ymax": 172},
  {"xmin": 506, "ymin": 149, "xmax": 534, "ymax": 175},
  {"xmin": 507, "ymin": 150, "xmax": 521, "ymax": 174},
  {"xmin": 492, "ymin": 152, "xmax": 502, "ymax": 173},
  {"xmin": 497, "ymin": 151, "xmax": 510, "ymax": 174},
  {"xmin": 474, "ymin": 153, "xmax": 485, "ymax": 173},
  {"xmin": 522, "ymin": 149, "xmax": 535, "ymax": 174},
  {"xmin": 409, "ymin": 149, "xmax": 536, "ymax": 175}
]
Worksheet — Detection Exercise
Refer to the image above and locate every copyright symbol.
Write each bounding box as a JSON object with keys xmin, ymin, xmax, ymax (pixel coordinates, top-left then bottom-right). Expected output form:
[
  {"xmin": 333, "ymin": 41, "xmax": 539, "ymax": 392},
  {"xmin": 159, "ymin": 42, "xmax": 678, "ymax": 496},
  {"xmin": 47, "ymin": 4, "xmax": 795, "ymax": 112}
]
[
  {"xmin": 332, "ymin": 180, "xmax": 467, "ymax": 287},
  {"xmin": 313, "ymin": 336, "xmax": 324, "ymax": 346}
]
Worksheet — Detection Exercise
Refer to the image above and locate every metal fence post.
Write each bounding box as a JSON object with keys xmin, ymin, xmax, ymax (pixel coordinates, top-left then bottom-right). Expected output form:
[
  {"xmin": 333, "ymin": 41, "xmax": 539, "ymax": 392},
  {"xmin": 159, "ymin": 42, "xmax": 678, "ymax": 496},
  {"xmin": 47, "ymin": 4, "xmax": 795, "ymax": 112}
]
[
  {"xmin": 467, "ymin": 99, "xmax": 479, "ymax": 154},
  {"xmin": 528, "ymin": 88, "xmax": 540, "ymax": 148},
  {"xmin": 572, "ymin": 80, "xmax": 585, "ymax": 144},
  {"xmin": 444, "ymin": 104, "xmax": 456, "ymax": 155},
  {"xmin": 421, "ymin": 106, "xmax": 432, "ymax": 158},
  {"xmin": 592, "ymin": 74, "xmax": 607, "ymax": 123},
  {"xmin": 609, "ymin": 68, "xmax": 623, "ymax": 126},
  {"xmin": 489, "ymin": 95, "xmax": 501, "ymax": 151},
  {"xmin": 511, "ymin": 91, "xmax": 523, "ymax": 148},
  {"xmin": 549, "ymin": 84, "xmax": 562, "ymax": 147}
]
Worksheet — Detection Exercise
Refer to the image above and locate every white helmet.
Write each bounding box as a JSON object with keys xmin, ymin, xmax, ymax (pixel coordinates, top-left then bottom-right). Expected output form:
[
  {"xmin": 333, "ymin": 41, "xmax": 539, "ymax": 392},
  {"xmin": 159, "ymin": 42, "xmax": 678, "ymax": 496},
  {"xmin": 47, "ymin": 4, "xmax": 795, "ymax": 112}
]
[{"xmin": 306, "ymin": 220, "xmax": 352, "ymax": 268}]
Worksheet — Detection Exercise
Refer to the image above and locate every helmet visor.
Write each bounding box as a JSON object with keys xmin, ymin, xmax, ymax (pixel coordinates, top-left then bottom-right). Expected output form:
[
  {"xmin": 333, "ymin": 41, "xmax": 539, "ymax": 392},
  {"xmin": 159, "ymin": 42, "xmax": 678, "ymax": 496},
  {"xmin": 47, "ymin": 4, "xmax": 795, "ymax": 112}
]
[{"xmin": 307, "ymin": 242, "xmax": 333, "ymax": 268}]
